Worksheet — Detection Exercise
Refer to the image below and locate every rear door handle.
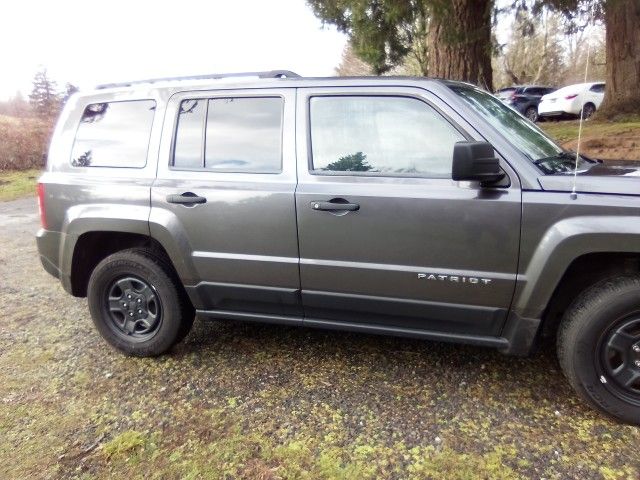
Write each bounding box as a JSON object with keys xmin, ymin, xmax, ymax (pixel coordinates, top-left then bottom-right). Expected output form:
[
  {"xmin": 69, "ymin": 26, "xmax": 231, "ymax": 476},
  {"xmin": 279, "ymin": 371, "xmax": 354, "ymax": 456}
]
[
  {"xmin": 166, "ymin": 192, "xmax": 207, "ymax": 205},
  {"xmin": 310, "ymin": 200, "xmax": 360, "ymax": 211}
]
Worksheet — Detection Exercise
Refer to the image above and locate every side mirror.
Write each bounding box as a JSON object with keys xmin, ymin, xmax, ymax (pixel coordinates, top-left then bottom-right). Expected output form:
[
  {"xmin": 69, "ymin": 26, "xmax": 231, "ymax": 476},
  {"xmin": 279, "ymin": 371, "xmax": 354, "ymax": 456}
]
[{"xmin": 452, "ymin": 141, "xmax": 505, "ymax": 186}]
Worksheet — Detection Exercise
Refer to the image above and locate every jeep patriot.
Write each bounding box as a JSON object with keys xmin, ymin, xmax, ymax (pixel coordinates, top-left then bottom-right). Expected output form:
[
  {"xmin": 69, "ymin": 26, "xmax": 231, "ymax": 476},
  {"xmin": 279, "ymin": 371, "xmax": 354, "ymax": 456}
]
[{"xmin": 36, "ymin": 70, "xmax": 640, "ymax": 424}]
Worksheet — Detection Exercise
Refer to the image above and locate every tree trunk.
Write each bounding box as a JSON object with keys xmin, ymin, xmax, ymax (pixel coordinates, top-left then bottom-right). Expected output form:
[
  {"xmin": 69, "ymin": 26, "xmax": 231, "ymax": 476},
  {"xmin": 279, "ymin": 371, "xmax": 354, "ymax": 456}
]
[
  {"xmin": 427, "ymin": 0, "xmax": 493, "ymax": 90},
  {"xmin": 598, "ymin": 0, "xmax": 640, "ymax": 118}
]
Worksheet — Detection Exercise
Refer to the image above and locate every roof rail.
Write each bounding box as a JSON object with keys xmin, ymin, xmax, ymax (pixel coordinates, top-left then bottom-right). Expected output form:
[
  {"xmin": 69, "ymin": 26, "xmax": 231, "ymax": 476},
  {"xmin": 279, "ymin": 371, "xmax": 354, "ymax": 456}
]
[{"xmin": 96, "ymin": 70, "xmax": 301, "ymax": 90}]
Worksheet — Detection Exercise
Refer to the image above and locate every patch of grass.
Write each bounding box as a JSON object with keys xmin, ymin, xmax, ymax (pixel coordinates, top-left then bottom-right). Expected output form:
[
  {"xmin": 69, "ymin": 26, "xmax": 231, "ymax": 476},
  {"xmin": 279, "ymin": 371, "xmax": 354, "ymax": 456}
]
[
  {"xmin": 102, "ymin": 431, "xmax": 148, "ymax": 459},
  {"xmin": 0, "ymin": 168, "xmax": 40, "ymax": 201},
  {"xmin": 541, "ymin": 118, "xmax": 640, "ymax": 143}
]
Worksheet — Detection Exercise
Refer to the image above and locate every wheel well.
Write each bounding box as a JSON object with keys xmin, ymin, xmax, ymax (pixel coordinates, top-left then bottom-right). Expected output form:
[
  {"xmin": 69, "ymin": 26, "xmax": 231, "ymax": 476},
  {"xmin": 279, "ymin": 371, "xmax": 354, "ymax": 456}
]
[
  {"xmin": 70, "ymin": 232, "xmax": 173, "ymax": 297},
  {"xmin": 541, "ymin": 252, "xmax": 640, "ymax": 339}
]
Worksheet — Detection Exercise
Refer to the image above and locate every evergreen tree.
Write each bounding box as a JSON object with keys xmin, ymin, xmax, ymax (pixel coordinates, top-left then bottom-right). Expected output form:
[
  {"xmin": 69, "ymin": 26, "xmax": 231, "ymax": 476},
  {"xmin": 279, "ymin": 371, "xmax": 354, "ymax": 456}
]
[{"xmin": 29, "ymin": 69, "xmax": 60, "ymax": 118}]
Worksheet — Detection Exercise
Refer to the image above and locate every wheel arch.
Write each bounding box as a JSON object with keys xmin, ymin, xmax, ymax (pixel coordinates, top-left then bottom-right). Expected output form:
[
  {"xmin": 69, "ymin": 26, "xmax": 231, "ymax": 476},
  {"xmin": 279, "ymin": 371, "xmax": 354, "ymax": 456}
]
[
  {"xmin": 541, "ymin": 252, "xmax": 640, "ymax": 339},
  {"xmin": 69, "ymin": 231, "xmax": 175, "ymax": 297}
]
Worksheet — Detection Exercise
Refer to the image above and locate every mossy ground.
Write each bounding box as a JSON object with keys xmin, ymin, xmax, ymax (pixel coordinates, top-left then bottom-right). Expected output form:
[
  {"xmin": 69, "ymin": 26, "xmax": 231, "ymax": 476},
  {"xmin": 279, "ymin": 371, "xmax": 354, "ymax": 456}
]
[
  {"xmin": 0, "ymin": 168, "xmax": 40, "ymax": 201},
  {"xmin": 1, "ymin": 198, "xmax": 638, "ymax": 479},
  {"xmin": 541, "ymin": 118, "xmax": 640, "ymax": 160}
]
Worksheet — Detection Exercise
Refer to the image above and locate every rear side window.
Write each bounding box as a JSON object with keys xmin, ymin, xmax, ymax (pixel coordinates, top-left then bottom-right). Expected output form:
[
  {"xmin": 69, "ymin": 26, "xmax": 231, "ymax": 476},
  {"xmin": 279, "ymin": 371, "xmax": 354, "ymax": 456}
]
[
  {"xmin": 309, "ymin": 96, "xmax": 465, "ymax": 177},
  {"xmin": 590, "ymin": 83, "xmax": 605, "ymax": 93},
  {"xmin": 71, "ymin": 100, "xmax": 156, "ymax": 168},
  {"xmin": 173, "ymin": 96, "xmax": 283, "ymax": 173}
]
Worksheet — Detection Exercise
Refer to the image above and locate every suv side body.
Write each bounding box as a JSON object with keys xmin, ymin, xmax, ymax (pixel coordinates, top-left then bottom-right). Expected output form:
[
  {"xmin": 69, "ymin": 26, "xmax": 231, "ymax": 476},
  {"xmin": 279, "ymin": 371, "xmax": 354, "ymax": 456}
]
[{"xmin": 36, "ymin": 75, "xmax": 640, "ymax": 424}]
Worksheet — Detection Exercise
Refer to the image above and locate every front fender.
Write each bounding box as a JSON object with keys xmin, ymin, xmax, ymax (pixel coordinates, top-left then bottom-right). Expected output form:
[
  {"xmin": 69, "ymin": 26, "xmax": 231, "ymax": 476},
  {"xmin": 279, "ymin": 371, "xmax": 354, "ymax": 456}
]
[{"xmin": 513, "ymin": 215, "xmax": 640, "ymax": 319}]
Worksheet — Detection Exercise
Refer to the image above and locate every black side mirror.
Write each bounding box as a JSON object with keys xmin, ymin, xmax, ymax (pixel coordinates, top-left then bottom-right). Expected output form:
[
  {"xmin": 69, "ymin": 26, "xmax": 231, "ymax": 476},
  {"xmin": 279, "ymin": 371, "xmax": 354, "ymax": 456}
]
[{"xmin": 452, "ymin": 141, "xmax": 505, "ymax": 186}]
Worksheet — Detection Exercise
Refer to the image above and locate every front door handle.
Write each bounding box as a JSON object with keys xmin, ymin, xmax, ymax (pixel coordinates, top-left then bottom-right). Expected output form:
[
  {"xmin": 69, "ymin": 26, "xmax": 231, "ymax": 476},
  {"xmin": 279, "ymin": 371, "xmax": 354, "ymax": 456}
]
[
  {"xmin": 166, "ymin": 192, "xmax": 207, "ymax": 205},
  {"xmin": 310, "ymin": 200, "xmax": 360, "ymax": 212}
]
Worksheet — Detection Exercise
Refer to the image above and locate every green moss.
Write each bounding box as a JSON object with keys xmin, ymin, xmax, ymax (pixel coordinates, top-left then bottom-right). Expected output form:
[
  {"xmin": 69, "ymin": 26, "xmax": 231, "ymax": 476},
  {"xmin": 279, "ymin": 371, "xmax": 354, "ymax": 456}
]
[
  {"xmin": 102, "ymin": 431, "xmax": 148, "ymax": 459},
  {"xmin": 0, "ymin": 168, "xmax": 40, "ymax": 201}
]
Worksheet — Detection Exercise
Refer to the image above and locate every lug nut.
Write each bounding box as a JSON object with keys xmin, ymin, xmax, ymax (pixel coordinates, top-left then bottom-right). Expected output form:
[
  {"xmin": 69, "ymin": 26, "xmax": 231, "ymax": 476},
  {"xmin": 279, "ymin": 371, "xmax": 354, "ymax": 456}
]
[
  {"xmin": 127, "ymin": 295, "xmax": 132, "ymax": 299},
  {"xmin": 138, "ymin": 309, "xmax": 142, "ymax": 314},
  {"xmin": 137, "ymin": 298, "xmax": 142, "ymax": 303},
  {"xmin": 633, "ymin": 345, "xmax": 640, "ymax": 353},
  {"xmin": 122, "ymin": 302, "xmax": 127, "ymax": 307},
  {"xmin": 636, "ymin": 360, "xmax": 640, "ymax": 368}
]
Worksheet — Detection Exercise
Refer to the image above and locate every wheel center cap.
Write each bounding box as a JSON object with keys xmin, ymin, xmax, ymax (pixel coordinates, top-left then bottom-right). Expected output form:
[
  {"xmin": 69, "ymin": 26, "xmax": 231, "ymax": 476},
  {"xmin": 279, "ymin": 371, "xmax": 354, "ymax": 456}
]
[{"xmin": 124, "ymin": 290, "xmax": 147, "ymax": 317}]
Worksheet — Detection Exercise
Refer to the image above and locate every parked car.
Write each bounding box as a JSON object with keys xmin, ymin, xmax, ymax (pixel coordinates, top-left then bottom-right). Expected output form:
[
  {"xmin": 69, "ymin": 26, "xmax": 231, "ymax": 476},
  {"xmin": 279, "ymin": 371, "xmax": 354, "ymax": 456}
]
[
  {"xmin": 495, "ymin": 85, "xmax": 557, "ymax": 122},
  {"xmin": 37, "ymin": 71, "xmax": 640, "ymax": 425},
  {"xmin": 538, "ymin": 81, "xmax": 605, "ymax": 120}
]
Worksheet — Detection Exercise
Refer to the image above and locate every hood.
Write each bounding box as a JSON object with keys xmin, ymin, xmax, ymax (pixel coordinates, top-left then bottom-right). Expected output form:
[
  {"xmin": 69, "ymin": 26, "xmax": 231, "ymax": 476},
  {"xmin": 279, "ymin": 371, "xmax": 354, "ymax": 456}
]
[{"xmin": 538, "ymin": 160, "xmax": 640, "ymax": 195}]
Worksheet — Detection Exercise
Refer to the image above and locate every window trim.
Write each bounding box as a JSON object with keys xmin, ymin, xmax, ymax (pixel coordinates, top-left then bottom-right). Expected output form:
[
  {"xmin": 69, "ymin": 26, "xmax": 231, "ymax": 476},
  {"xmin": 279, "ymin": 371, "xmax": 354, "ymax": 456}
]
[
  {"xmin": 170, "ymin": 95, "xmax": 285, "ymax": 174},
  {"xmin": 306, "ymin": 93, "xmax": 472, "ymax": 179},
  {"xmin": 69, "ymin": 98, "xmax": 157, "ymax": 169}
]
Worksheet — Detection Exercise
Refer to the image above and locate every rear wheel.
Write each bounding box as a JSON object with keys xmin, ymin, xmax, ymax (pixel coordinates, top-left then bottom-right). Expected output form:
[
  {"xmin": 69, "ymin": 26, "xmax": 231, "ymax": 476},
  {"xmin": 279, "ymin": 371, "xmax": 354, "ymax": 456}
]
[
  {"xmin": 557, "ymin": 276, "xmax": 640, "ymax": 425},
  {"xmin": 581, "ymin": 102, "xmax": 596, "ymax": 120},
  {"xmin": 87, "ymin": 248, "xmax": 194, "ymax": 356},
  {"xmin": 524, "ymin": 106, "xmax": 538, "ymax": 122}
]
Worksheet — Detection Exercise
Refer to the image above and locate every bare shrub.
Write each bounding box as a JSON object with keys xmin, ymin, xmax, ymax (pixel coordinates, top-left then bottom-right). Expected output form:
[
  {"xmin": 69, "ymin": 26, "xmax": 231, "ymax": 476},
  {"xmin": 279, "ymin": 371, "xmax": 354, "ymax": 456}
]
[{"xmin": 0, "ymin": 115, "xmax": 55, "ymax": 171}]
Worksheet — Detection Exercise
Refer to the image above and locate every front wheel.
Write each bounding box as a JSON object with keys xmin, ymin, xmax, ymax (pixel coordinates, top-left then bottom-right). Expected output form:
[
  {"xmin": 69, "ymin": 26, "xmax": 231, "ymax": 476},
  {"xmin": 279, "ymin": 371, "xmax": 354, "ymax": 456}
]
[
  {"xmin": 557, "ymin": 276, "xmax": 640, "ymax": 425},
  {"xmin": 87, "ymin": 249, "xmax": 194, "ymax": 356}
]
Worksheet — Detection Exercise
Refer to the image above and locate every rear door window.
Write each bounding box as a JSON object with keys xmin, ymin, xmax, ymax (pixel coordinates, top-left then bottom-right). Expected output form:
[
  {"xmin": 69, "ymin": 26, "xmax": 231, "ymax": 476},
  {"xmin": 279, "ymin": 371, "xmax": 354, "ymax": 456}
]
[
  {"xmin": 173, "ymin": 96, "xmax": 283, "ymax": 173},
  {"xmin": 71, "ymin": 100, "xmax": 156, "ymax": 168}
]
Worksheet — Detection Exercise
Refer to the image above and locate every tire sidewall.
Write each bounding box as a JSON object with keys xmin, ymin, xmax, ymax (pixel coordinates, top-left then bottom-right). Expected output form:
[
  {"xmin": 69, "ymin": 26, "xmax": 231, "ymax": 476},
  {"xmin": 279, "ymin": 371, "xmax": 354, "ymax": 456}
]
[
  {"xmin": 88, "ymin": 252, "xmax": 183, "ymax": 356},
  {"xmin": 569, "ymin": 284, "xmax": 640, "ymax": 424}
]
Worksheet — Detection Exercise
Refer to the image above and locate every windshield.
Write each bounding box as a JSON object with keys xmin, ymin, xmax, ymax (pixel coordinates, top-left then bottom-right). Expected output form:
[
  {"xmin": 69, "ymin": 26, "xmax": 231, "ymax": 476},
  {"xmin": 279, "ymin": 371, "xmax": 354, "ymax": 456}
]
[{"xmin": 450, "ymin": 85, "xmax": 595, "ymax": 174}]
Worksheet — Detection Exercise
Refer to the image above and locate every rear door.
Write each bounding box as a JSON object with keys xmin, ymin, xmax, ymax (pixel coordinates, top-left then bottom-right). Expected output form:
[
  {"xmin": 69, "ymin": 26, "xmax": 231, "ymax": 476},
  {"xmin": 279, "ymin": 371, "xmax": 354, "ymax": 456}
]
[
  {"xmin": 295, "ymin": 86, "xmax": 521, "ymax": 337},
  {"xmin": 151, "ymin": 88, "xmax": 301, "ymax": 318}
]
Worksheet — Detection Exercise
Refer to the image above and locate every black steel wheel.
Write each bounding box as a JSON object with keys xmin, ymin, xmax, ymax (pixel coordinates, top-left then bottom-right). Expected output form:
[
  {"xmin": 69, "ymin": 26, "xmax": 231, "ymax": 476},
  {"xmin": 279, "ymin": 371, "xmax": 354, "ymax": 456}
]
[
  {"xmin": 597, "ymin": 316, "xmax": 640, "ymax": 404},
  {"xmin": 87, "ymin": 248, "xmax": 194, "ymax": 356},
  {"xmin": 105, "ymin": 276, "xmax": 162, "ymax": 341},
  {"xmin": 558, "ymin": 275, "xmax": 640, "ymax": 425}
]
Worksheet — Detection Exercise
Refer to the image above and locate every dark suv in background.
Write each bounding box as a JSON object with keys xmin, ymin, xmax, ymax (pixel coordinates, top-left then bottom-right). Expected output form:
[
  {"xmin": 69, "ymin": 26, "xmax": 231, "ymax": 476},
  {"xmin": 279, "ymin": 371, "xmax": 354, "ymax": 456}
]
[{"xmin": 496, "ymin": 85, "xmax": 557, "ymax": 122}]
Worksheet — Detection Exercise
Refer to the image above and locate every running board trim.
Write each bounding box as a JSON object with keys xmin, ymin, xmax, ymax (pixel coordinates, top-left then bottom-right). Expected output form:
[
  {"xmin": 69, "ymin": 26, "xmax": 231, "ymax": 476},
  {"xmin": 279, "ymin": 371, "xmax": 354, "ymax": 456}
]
[{"xmin": 196, "ymin": 309, "xmax": 509, "ymax": 349}]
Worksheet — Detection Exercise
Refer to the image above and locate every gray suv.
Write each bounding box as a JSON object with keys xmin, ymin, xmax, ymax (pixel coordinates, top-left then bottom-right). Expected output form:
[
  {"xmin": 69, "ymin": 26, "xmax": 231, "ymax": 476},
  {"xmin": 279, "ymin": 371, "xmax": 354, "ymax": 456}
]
[{"xmin": 36, "ymin": 70, "xmax": 640, "ymax": 424}]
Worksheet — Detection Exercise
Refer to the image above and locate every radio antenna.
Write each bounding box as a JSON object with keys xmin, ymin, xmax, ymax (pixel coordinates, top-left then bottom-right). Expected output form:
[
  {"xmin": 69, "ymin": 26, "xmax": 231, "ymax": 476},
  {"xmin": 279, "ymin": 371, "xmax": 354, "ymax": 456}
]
[{"xmin": 570, "ymin": 8, "xmax": 594, "ymax": 200}]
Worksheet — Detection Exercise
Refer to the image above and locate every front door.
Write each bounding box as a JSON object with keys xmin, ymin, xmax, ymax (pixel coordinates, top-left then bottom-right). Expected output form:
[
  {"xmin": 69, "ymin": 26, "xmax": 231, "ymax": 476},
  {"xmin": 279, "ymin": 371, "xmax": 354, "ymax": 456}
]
[
  {"xmin": 151, "ymin": 88, "xmax": 301, "ymax": 317},
  {"xmin": 295, "ymin": 87, "xmax": 521, "ymax": 336}
]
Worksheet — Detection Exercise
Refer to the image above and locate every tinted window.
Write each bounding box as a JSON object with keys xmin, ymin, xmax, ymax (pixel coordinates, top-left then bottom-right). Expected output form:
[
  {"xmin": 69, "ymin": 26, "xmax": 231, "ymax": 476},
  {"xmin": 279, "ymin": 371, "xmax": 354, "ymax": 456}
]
[
  {"xmin": 310, "ymin": 96, "xmax": 465, "ymax": 177},
  {"xmin": 173, "ymin": 99, "xmax": 205, "ymax": 169},
  {"xmin": 71, "ymin": 100, "xmax": 156, "ymax": 168},
  {"xmin": 205, "ymin": 97, "xmax": 282, "ymax": 172},
  {"xmin": 590, "ymin": 83, "xmax": 605, "ymax": 93},
  {"xmin": 526, "ymin": 88, "xmax": 543, "ymax": 96}
]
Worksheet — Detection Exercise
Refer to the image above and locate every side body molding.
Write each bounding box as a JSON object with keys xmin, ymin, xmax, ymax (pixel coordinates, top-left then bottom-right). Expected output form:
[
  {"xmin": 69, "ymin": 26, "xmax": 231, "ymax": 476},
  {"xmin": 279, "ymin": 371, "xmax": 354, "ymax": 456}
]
[{"xmin": 513, "ymin": 215, "xmax": 640, "ymax": 319}]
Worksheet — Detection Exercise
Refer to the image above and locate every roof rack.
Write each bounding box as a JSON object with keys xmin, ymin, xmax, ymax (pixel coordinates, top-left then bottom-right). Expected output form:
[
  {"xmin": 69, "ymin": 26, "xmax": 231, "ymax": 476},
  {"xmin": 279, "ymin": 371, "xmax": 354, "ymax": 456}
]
[{"xmin": 96, "ymin": 70, "xmax": 301, "ymax": 90}]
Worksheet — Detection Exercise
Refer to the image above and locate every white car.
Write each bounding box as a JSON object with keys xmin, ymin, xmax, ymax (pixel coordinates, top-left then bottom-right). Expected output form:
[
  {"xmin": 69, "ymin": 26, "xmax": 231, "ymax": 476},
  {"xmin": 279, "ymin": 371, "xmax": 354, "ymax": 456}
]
[{"xmin": 538, "ymin": 82, "xmax": 605, "ymax": 120}]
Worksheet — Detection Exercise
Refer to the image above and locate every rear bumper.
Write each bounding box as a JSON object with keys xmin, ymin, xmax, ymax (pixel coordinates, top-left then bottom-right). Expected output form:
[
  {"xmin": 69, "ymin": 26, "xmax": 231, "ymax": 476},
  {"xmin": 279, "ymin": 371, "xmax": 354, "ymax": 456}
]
[{"xmin": 36, "ymin": 228, "xmax": 73, "ymax": 294}]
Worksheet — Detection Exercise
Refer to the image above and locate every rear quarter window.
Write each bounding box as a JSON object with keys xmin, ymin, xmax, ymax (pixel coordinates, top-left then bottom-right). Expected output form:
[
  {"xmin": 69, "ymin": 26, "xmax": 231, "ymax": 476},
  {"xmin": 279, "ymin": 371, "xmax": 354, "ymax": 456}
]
[{"xmin": 71, "ymin": 100, "xmax": 156, "ymax": 168}]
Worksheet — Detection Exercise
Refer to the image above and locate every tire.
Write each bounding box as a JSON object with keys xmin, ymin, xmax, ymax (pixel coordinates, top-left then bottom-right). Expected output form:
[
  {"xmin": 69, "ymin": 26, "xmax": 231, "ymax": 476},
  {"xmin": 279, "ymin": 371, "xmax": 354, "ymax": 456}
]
[
  {"xmin": 557, "ymin": 275, "xmax": 640, "ymax": 425},
  {"xmin": 525, "ymin": 106, "xmax": 538, "ymax": 122},
  {"xmin": 580, "ymin": 102, "xmax": 596, "ymax": 120},
  {"xmin": 87, "ymin": 248, "xmax": 194, "ymax": 356}
]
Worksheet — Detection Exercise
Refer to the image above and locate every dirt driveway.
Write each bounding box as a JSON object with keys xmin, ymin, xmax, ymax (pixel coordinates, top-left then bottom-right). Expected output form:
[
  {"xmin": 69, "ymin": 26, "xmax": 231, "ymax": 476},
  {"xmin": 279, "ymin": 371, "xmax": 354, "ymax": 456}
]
[{"xmin": 0, "ymin": 196, "xmax": 638, "ymax": 479}]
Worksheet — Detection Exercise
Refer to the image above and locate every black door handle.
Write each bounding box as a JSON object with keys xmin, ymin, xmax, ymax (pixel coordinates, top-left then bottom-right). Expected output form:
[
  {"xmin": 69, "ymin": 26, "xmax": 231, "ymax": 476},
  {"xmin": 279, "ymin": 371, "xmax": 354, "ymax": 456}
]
[
  {"xmin": 310, "ymin": 200, "xmax": 360, "ymax": 212},
  {"xmin": 166, "ymin": 192, "xmax": 207, "ymax": 205}
]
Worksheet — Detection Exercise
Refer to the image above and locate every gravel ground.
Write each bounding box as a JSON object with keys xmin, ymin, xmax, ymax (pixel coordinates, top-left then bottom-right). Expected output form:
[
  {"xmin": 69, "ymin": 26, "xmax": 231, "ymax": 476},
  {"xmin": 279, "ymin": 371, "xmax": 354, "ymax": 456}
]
[{"xmin": 0, "ymin": 196, "xmax": 638, "ymax": 479}]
